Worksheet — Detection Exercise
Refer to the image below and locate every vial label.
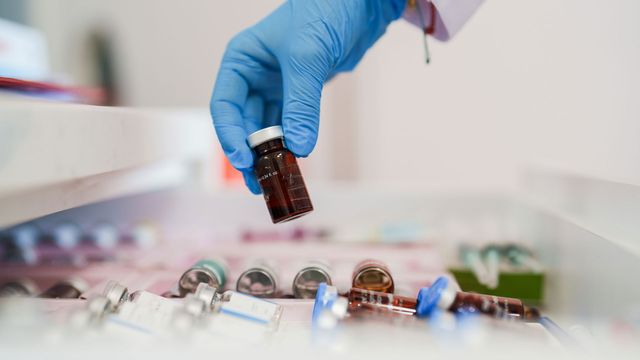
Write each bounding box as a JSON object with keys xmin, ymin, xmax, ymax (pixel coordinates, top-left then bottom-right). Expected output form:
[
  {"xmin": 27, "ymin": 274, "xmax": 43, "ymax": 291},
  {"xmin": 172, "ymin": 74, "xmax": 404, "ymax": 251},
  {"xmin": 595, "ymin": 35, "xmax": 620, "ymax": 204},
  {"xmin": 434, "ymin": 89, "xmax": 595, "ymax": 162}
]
[
  {"xmin": 110, "ymin": 291, "xmax": 180, "ymax": 334},
  {"xmin": 251, "ymin": 135, "xmax": 313, "ymax": 223},
  {"xmin": 220, "ymin": 292, "xmax": 280, "ymax": 324}
]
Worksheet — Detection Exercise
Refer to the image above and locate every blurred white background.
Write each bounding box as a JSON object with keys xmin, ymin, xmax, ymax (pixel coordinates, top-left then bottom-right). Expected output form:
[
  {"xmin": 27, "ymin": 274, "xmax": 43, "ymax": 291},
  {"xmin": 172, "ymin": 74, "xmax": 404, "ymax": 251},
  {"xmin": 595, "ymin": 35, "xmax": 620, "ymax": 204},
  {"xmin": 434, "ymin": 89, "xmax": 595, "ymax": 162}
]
[{"xmin": 5, "ymin": 0, "xmax": 640, "ymax": 191}]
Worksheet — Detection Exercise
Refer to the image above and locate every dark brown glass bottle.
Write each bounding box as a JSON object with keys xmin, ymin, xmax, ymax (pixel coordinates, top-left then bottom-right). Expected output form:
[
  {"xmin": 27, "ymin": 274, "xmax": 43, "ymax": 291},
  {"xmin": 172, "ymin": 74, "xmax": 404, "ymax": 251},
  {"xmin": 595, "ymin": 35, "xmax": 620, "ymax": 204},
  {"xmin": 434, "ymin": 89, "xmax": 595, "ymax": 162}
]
[{"xmin": 248, "ymin": 126, "xmax": 313, "ymax": 224}]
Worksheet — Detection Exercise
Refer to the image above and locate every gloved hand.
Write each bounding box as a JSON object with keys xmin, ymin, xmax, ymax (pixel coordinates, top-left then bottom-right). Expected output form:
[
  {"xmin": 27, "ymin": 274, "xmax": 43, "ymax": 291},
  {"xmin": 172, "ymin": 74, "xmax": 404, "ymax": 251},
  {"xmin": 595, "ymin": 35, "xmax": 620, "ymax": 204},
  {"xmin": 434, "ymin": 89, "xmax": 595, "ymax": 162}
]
[{"xmin": 211, "ymin": 0, "xmax": 406, "ymax": 193}]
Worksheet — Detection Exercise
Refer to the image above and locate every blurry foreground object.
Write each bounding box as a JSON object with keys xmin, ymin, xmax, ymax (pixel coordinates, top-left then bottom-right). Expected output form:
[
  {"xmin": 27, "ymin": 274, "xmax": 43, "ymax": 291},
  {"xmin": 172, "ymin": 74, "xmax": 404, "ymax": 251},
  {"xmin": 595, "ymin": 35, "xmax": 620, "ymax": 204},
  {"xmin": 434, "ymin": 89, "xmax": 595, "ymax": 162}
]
[
  {"xmin": 453, "ymin": 243, "xmax": 545, "ymax": 306},
  {"xmin": 0, "ymin": 18, "xmax": 105, "ymax": 104},
  {"xmin": 0, "ymin": 18, "xmax": 49, "ymax": 81}
]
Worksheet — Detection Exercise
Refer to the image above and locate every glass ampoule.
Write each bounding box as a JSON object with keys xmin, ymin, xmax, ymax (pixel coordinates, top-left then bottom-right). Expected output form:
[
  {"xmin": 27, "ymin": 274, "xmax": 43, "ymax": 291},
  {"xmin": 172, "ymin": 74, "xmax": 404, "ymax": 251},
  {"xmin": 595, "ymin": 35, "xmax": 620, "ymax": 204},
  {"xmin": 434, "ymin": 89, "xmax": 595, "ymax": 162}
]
[
  {"xmin": 178, "ymin": 258, "xmax": 227, "ymax": 296},
  {"xmin": 195, "ymin": 283, "xmax": 283, "ymax": 329},
  {"xmin": 247, "ymin": 126, "xmax": 314, "ymax": 224},
  {"xmin": 292, "ymin": 261, "xmax": 333, "ymax": 299},
  {"xmin": 351, "ymin": 259, "xmax": 395, "ymax": 293},
  {"xmin": 236, "ymin": 260, "xmax": 279, "ymax": 298},
  {"xmin": 417, "ymin": 276, "xmax": 540, "ymax": 321},
  {"xmin": 312, "ymin": 283, "xmax": 416, "ymax": 330}
]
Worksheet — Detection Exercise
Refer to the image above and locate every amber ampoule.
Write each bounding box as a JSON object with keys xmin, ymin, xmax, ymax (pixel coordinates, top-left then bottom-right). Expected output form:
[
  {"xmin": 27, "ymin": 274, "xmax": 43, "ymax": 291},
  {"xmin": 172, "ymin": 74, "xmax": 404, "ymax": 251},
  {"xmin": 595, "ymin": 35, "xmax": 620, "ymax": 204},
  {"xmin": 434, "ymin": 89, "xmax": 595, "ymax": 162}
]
[
  {"xmin": 348, "ymin": 287, "xmax": 416, "ymax": 316},
  {"xmin": 351, "ymin": 259, "xmax": 394, "ymax": 293},
  {"xmin": 418, "ymin": 276, "xmax": 540, "ymax": 321},
  {"xmin": 449, "ymin": 291, "xmax": 539, "ymax": 320},
  {"xmin": 247, "ymin": 126, "xmax": 313, "ymax": 224}
]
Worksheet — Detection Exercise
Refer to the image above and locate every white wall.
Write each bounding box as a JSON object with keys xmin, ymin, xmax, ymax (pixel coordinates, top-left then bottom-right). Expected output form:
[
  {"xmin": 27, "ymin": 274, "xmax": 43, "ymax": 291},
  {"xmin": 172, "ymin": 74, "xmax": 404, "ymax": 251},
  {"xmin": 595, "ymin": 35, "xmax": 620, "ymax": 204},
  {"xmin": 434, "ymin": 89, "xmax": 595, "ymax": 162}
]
[
  {"xmin": 28, "ymin": 0, "xmax": 282, "ymax": 106},
  {"xmin": 27, "ymin": 0, "xmax": 640, "ymax": 190},
  {"xmin": 348, "ymin": 0, "xmax": 640, "ymax": 190}
]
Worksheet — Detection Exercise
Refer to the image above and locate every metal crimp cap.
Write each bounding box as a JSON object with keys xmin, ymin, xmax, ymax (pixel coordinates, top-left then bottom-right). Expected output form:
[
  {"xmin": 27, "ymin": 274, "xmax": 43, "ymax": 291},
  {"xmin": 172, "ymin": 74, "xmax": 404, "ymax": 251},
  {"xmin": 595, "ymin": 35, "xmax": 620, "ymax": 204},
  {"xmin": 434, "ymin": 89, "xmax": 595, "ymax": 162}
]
[
  {"xmin": 102, "ymin": 281, "xmax": 129, "ymax": 310},
  {"xmin": 247, "ymin": 126, "xmax": 284, "ymax": 148},
  {"xmin": 194, "ymin": 283, "xmax": 218, "ymax": 310}
]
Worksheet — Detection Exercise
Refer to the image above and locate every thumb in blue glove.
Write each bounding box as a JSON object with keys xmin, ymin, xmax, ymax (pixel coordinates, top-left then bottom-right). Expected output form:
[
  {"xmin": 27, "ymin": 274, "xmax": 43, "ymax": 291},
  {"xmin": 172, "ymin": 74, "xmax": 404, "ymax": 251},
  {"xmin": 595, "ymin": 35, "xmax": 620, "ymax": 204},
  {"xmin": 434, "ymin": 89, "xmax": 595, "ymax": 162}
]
[{"xmin": 210, "ymin": 0, "xmax": 406, "ymax": 193}]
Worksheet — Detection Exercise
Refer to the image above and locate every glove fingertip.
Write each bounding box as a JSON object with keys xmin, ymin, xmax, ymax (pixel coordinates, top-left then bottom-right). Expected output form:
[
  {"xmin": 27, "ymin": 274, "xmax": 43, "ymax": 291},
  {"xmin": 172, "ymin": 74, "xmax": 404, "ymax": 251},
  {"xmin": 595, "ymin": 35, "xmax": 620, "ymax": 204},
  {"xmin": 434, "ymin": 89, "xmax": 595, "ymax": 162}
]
[
  {"xmin": 225, "ymin": 146, "xmax": 254, "ymax": 170},
  {"xmin": 242, "ymin": 170, "xmax": 262, "ymax": 195},
  {"xmin": 284, "ymin": 135, "xmax": 315, "ymax": 158}
]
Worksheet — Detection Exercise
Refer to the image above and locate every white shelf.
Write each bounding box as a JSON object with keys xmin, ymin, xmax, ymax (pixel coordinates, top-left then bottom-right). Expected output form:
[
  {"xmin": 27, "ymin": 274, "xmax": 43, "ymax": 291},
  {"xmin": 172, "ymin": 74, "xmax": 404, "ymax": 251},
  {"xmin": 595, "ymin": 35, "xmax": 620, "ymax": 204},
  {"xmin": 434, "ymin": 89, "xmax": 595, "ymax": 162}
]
[{"xmin": 0, "ymin": 99, "xmax": 216, "ymax": 227}]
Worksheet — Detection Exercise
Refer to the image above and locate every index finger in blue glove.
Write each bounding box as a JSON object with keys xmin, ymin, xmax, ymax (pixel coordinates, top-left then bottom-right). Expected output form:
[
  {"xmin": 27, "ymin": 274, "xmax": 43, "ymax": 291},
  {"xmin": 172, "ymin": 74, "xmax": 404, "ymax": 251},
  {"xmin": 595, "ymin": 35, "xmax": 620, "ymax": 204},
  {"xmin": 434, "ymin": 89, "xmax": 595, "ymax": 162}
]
[
  {"xmin": 210, "ymin": 64, "xmax": 253, "ymax": 170},
  {"xmin": 280, "ymin": 24, "xmax": 333, "ymax": 157}
]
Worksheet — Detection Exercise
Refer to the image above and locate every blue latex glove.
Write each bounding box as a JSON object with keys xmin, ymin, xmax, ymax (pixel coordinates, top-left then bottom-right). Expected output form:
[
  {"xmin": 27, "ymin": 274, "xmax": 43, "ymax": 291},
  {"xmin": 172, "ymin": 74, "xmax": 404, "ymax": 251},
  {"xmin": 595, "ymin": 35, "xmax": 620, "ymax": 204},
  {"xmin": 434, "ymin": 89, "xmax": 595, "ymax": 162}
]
[{"xmin": 211, "ymin": 0, "xmax": 406, "ymax": 193}]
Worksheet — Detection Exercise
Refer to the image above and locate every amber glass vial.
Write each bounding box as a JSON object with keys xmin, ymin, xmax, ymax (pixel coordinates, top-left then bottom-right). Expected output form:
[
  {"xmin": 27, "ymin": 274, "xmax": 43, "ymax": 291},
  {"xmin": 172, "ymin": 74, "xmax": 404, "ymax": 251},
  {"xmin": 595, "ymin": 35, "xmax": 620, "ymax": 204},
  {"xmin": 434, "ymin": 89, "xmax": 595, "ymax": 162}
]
[
  {"xmin": 247, "ymin": 126, "xmax": 313, "ymax": 224},
  {"xmin": 352, "ymin": 259, "xmax": 395, "ymax": 293}
]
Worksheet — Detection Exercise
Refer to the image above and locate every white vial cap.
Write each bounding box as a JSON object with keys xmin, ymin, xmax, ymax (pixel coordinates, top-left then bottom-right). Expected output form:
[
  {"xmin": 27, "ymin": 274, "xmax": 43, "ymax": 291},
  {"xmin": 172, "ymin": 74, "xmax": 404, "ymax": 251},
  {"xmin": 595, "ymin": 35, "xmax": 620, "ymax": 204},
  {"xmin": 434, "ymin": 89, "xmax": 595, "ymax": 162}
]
[{"xmin": 247, "ymin": 126, "xmax": 284, "ymax": 148}]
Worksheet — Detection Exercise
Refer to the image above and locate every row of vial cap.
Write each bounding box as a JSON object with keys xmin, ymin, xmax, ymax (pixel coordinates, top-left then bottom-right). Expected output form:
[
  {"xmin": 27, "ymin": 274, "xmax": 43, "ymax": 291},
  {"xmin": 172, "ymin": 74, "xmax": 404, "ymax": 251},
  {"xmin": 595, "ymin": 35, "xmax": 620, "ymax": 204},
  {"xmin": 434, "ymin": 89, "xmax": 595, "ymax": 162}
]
[
  {"xmin": 0, "ymin": 258, "xmax": 393, "ymax": 301},
  {"xmin": 176, "ymin": 258, "xmax": 395, "ymax": 299}
]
